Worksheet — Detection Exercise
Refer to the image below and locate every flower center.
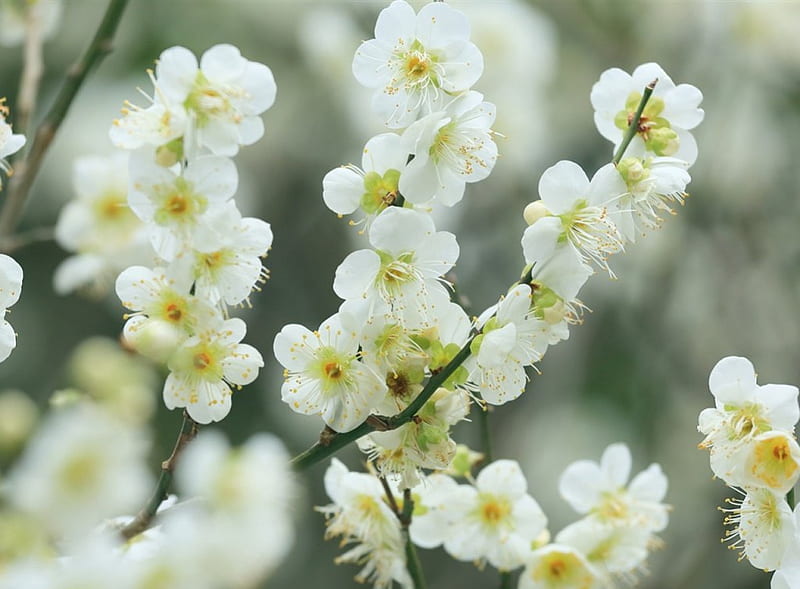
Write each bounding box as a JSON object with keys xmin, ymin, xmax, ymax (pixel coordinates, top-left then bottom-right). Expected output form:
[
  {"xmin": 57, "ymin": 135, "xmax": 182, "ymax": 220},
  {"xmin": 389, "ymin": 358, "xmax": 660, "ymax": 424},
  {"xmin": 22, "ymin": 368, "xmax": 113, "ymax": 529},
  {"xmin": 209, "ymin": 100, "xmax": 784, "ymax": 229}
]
[{"xmin": 476, "ymin": 493, "xmax": 512, "ymax": 529}]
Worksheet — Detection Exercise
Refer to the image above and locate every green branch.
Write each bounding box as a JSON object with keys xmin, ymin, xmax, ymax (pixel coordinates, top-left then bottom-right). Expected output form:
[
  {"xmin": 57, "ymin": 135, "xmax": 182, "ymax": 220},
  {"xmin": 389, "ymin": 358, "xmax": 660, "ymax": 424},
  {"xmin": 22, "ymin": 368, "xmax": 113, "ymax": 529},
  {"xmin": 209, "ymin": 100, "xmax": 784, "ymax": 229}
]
[
  {"xmin": 612, "ymin": 79, "xmax": 658, "ymax": 166},
  {"xmin": 0, "ymin": 0, "xmax": 130, "ymax": 242},
  {"xmin": 119, "ymin": 412, "xmax": 198, "ymax": 540}
]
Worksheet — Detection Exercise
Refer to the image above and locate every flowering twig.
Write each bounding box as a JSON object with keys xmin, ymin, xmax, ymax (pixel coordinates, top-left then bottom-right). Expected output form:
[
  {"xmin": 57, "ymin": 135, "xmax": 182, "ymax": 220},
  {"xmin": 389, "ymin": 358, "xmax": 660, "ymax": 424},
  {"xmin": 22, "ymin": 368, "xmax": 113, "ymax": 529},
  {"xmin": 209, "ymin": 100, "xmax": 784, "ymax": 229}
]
[
  {"xmin": 119, "ymin": 411, "xmax": 198, "ymax": 540},
  {"xmin": 0, "ymin": 0, "xmax": 130, "ymax": 241},
  {"xmin": 612, "ymin": 79, "xmax": 657, "ymax": 165},
  {"xmin": 401, "ymin": 489, "xmax": 428, "ymax": 589}
]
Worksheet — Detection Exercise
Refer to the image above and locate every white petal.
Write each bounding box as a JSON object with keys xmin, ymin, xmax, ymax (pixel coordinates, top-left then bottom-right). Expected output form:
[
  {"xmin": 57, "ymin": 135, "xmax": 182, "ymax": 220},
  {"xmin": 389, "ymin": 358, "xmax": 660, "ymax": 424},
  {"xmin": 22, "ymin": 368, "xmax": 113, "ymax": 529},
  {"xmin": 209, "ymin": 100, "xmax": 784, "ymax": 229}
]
[
  {"xmin": 322, "ymin": 167, "xmax": 363, "ymax": 215},
  {"xmin": 600, "ymin": 443, "xmax": 632, "ymax": 487},
  {"xmin": 709, "ymin": 356, "xmax": 757, "ymax": 405},
  {"xmin": 333, "ymin": 249, "xmax": 381, "ymax": 300},
  {"xmin": 538, "ymin": 160, "xmax": 589, "ymax": 214},
  {"xmin": 476, "ymin": 459, "xmax": 527, "ymax": 497}
]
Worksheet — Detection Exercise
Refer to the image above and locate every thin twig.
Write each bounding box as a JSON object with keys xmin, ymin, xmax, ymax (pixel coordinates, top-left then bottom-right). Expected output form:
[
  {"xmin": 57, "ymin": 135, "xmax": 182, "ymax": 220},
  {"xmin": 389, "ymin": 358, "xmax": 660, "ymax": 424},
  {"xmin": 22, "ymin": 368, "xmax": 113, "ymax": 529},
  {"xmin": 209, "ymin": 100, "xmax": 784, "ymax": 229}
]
[
  {"xmin": 0, "ymin": 0, "xmax": 131, "ymax": 242},
  {"xmin": 612, "ymin": 79, "xmax": 658, "ymax": 166},
  {"xmin": 499, "ymin": 571, "xmax": 512, "ymax": 589},
  {"xmin": 477, "ymin": 403, "xmax": 493, "ymax": 464},
  {"xmin": 0, "ymin": 225, "xmax": 53, "ymax": 253},
  {"xmin": 16, "ymin": 3, "xmax": 44, "ymax": 136},
  {"xmin": 119, "ymin": 412, "xmax": 198, "ymax": 540}
]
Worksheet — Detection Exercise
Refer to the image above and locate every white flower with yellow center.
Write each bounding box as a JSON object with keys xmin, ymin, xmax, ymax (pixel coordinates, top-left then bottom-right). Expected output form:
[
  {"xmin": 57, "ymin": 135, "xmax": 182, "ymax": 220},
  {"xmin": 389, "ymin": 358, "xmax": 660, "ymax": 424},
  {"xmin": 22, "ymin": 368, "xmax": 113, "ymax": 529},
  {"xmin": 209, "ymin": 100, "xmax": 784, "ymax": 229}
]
[
  {"xmin": 164, "ymin": 317, "xmax": 263, "ymax": 424},
  {"xmin": 558, "ymin": 442, "xmax": 669, "ymax": 533},
  {"xmin": 6, "ymin": 404, "xmax": 152, "ymax": 541},
  {"xmin": 128, "ymin": 153, "xmax": 238, "ymax": 260},
  {"xmin": 0, "ymin": 253, "xmax": 22, "ymax": 363},
  {"xmin": 443, "ymin": 459, "xmax": 547, "ymax": 571},
  {"xmin": 323, "ymin": 132, "xmax": 408, "ymax": 222},
  {"xmin": 273, "ymin": 313, "xmax": 388, "ymax": 432},
  {"xmin": 170, "ymin": 202, "xmax": 273, "ymax": 309},
  {"xmin": 54, "ymin": 153, "xmax": 152, "ymax": 295},
  {"xmin": 333, "ymin": 207, "xmax": 458, "ymax": 327},
  {"xmin": 591, "ymin": 62, "xmax": 704, "ymax": 165},
  {"xmin": 521, "ymin": 160, "xmax": 626, "ymax": 275},
  {"xmin": 722, "ymin": 488, "xmax": 796, "ymax": 571},
  {"xmin": 155, "ymin": 44, "xmax": 276, "ymax": 156},
  {"xmin": 519, "ymin": 544, "xmax": 602, "ymax": 589},
  {"xmin": 612, "ymin": 156, "xmax": 691, "ymax": 242},
  {"xmin": 319, "ymin": 459, "xmax": 411, "ymax": 589},
  {"xmin": 352, "ymin": 0, "xmax": 484, "ymax": 129},
  {"xmin": 698, "ymin": 356, "xmax": 799, "ymax": 489},
  {"xmin": 466, "ymin": 284, "xmax": 548, "ymax": 406},
  {"xmin": 116, "ymin": 265, "xmax": 220, "ymax": 360},
  {"xmin": 400, "ymin": 91, "xmax": 497, "ymax": 206}
]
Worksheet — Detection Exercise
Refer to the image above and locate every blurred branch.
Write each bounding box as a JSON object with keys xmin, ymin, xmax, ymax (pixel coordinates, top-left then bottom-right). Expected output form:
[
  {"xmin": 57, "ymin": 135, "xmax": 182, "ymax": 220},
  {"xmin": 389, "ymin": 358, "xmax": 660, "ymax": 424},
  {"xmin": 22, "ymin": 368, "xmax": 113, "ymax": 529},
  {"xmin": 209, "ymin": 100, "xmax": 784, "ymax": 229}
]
[
  {"xmin": 0, "ymin": 0, "xmax": 131, "ymax": 243},
  {"xmin": 16, "ymin": 4, "xmax": 44, "ymax": 136},
  {"xmin": 119, "ymin": 412, "xmax": 198, "ymax": 540},
  {"xmin": 612, "ymin": 79, "xmax": 658, "ymax": 165},
  {"xmin": 0, "ymin": 225, "xmax": 54, "ymax": 253},
  {"xmin": 500, "ymin": 571, "xmax": 512, "ymax": 589}
]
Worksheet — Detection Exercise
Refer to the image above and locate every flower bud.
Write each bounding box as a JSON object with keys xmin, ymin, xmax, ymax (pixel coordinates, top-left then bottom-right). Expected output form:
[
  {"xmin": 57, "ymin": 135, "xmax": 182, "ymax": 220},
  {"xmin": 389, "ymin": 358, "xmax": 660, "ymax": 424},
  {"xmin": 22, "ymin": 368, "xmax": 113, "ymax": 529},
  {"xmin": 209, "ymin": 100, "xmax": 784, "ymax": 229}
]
[{"xmin": 523, "ymin": 200, "xmax": 550, "ymax": 226}]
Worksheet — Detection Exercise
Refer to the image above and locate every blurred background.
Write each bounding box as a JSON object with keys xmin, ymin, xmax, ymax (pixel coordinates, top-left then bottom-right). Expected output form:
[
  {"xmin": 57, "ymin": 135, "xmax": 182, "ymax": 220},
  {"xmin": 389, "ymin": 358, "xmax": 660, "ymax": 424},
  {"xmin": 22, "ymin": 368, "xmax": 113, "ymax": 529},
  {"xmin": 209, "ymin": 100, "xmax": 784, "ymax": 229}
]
[{"xmin": 2, "ymin": 0, "xmax": 800, "ymax": 587}]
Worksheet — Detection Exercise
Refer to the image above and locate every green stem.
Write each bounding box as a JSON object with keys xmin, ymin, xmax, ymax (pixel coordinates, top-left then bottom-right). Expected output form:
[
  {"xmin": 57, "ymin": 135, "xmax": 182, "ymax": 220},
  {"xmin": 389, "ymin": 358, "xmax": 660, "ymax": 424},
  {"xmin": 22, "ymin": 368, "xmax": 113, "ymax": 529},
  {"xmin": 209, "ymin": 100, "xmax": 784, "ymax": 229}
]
[
  {"xmin": 119, "ymin": 412, "xmax": 198, "ymax": 540},
  {"xmin": 0, "ymin": 0, "xmax": 130, "ymax": 241},
  {"xmin": 611, "ymin": 79, "xmax": 658, "ymax": 166},
  {"xmin": 499, "ymin": 571, "xmax": 512, "ymax": 589},
  {"xmin": 404, "ymin": 531, "xmax": 428, "ymax": 589},
  {"xmin": 477, "ymin": 403, "xmax": 493, "ymax": 464}
]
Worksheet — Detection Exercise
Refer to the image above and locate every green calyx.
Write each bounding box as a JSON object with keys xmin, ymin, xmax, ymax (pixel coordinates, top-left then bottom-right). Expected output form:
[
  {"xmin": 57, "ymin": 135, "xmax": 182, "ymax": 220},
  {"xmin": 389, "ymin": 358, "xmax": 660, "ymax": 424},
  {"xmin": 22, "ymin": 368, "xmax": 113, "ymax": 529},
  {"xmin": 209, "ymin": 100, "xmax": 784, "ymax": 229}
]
[
  {"xmin": 361, "ymin": 169, "xmax": 401, "ymax": 213},
  {"xmin": 614, "ymin": 92, "xmax": 679, "ymax": 156},
  {"xmin": 617, "ymin": 157, "xmax": 651, "ymax": 189},
  {"xmin": 531, "ymin": 281, "xmax": 566, "ymax": 325},
  {"xmin": 155, "ymin": 137, "xmax": 184, "ymax": 167}
]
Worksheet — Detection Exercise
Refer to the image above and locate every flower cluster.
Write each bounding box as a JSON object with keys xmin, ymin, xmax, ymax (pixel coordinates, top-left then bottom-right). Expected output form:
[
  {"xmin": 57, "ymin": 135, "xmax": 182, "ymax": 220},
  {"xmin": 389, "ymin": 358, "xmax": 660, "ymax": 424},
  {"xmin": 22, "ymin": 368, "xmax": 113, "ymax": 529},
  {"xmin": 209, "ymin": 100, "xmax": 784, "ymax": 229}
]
[
  {"xmin": 0, "ymin": 402, "xmax": 296, "ymax": 589},
  {"xmin": 0, "ymin": 253, "xmax": 22, "ymax": 363},
  {"xmin": 698, "ymin": 356, "xmax": 800, "ymax": 585},
  {"xmin": 0, "ymin": 97, "xmax": 25, "ymax": 190},
  {"xmin": 108, "ymin": 44, "xmax": 274, "ymax": 424},
  {"xmin": 321, "ymin": 443, "xmax": 668, "ymax": 588}
]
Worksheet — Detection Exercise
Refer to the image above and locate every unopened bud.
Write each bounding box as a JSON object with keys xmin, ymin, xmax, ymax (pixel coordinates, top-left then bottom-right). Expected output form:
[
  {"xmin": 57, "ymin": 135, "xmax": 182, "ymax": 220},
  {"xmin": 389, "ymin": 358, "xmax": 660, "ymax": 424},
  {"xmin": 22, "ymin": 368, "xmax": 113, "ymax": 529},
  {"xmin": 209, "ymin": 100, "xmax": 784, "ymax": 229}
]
[
  {"xmin": 617, "ymin": 157, "xmax": 649, "ymax": 186},
  {"xmin": 523, "ymin": 201, "xmax": 550, "ymax": 226}
]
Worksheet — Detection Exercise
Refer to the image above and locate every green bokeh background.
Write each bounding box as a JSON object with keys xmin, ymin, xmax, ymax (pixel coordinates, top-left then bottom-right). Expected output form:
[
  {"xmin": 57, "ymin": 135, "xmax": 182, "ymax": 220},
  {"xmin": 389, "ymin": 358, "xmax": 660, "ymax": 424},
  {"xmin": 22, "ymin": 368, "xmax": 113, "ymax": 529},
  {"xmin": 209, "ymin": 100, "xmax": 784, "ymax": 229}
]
[{"xmin": 2, "ymin": 0, "xmax": 800, "ymax": 587}]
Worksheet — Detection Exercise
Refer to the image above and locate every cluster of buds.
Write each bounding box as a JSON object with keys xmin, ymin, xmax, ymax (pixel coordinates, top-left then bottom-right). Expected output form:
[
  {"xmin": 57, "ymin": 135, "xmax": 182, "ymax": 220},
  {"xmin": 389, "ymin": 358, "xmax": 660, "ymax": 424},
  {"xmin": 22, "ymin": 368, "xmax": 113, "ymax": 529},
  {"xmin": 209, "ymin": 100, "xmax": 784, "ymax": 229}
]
[{"xmin": 699, "ymin": 356, "xmax": 800, "ymax": 587}]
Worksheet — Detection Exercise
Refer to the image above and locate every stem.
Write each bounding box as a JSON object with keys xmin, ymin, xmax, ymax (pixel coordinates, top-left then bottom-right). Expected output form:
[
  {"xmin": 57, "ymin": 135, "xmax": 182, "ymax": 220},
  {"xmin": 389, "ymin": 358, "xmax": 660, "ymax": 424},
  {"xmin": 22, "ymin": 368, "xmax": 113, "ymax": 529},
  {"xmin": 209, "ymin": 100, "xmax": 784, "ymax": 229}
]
[
  {"xmin": 499, "ymin": 571, "xmax": 512, "ymax": 589},
  {"xmin": 379, "ymin": 475, "xmax": 401, "ymax": 516},
  {"xmin": 0, "ymin": 225, "xmax": 53, "ymax": 253},
  {"xmin": 477, "ymin": 403, "xmax": 493, "ymax": 463},
  {"xmin": 0, "ymin": 0, "xmax": 131, "ymax": 241},
  {"xmin": 404, "ymin": 531, "xmax": 428, "ymax": 589},
  {"xmin": 16, "ymin": 3, "xmax": 44, "ymax": 136},
  {"xmin": 789, "ymin": 487, "xmax": 795, "ymax": 508},
  {"xmin": 612, "ymin": 79, "xmax": 658, "ymax": 165},
  {"xmin": 119, "ymin": 412, "xmax": 198, "ymax": 540}
]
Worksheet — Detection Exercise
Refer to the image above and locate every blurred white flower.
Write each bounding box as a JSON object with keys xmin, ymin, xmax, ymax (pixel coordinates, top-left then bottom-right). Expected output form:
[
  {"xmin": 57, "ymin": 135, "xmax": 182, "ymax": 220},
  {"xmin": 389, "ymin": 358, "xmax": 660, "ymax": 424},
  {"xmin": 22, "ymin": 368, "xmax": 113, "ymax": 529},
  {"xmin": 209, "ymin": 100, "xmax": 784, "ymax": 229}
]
[{"xmin": 0, "ymin": 253, "xmax": 22, "ymax": 362}]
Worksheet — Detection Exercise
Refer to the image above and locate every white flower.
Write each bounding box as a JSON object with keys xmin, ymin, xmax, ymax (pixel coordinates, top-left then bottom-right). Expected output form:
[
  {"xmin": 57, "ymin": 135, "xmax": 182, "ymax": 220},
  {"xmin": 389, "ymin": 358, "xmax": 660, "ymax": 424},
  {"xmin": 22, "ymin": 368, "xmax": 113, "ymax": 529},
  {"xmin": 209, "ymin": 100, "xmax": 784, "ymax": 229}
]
[
  {"xmin": 519, "ymin": 544, "xmax": 602, "ymax": 589},
  {"xmin": 0, "ymin": 253, "xmax": 22, "ymax": 362},
  {"xmin": 128, "ymin": 153, "xmax": 238, "ymax": 260},
  {"xmin": 408, "ymin": 473, "xmax": 472, "ymax": 549},
  {"xmin": 333, "ymin": 207, "xmax": 458, "ymax": 326},
  {"xmin": 698, "ymin": 356, "xmax": 800, "ymax": 489},
  {"xmin": 164, "ymin": 317, "xmax": 263, "ymax": 424},
  {"xmin": 155, "ymin": 44, "xmax": 277, "ymax": 156},
  {"xmin": 5, "ymin": 404, "xmax": 152, "ymax": 540},
  {"xmin": 521, "ymin": 160, "xmax": 625, "ymax": 274},
  {"xmin": 613, "ymin": 156, "xmax": 691, "ymax": 242},
  {"xmin": 169, "ymin": 202, "xmax": 273, "ymax": 308},
  {"xmin": 467, "ymin": 284, "xmax": 548, "ymax": 405},
  {"xmin": 273, "ymin": 313, "xmax": 388, "ymax": 432},
  {"xmin": 0, "ymin": 100, "xmax": 25, "ymax": 189},
  {"xmin": 591, "ymin": 62, "xmax": 704, "ymax": 164},
  {"xmin": 723, "ymin": 488, "xmax": 796, "ymax": 571},
  {"xmin": 116, "ymin": 265, "xmax": 220, "ymax": 356},
  {"xmin": 555, "ymin": 518, "xmax": 651, "ymax": 577},
  {"xmin": 109, "ymin": 100, "xmax": 187, "ymax": 153},
  {"xmin": 352, "ymin": 0, "xmax": 484, "ymax": 129},
  {"xmin": 558, "ymin": 442, "xmax": 669, "ymax": 532},
  {"xmin": 322, "ymin": 132, "xmax": 408, "ymax": 220},
  {"xmin": 319, "ymin": 459, "xmax": 412, "ymax": 589},
  {"xmin": 443, "ymin": 459, "xmax": 547, "ymax": 571},
  {"xmin": 54, "ymin": 152, "xmax": 151, "ymax": 295},
  {"xmin": 400, "ymin": 91, "xmax": 497, "ymax": 206}
]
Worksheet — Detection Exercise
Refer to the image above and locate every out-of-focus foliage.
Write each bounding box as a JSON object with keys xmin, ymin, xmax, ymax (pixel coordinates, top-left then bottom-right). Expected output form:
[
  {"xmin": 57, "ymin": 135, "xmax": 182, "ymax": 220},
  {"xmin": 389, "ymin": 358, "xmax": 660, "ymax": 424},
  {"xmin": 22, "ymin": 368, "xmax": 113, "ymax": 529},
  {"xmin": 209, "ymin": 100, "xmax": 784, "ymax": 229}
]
[{"xmin": 2, "ymin": 0, "xmax": 800, "ymax": 587}]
